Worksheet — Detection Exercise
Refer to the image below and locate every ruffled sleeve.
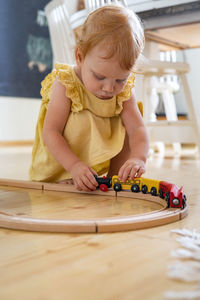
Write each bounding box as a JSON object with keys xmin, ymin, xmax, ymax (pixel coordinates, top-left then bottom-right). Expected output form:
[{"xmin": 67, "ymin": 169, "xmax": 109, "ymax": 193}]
[
  {"xmin": 40, "ymin": 63, "xmax": 83, "ymax": 112},
  {"xmin": 115, "ymin": 72, "xmax": 135, "ymax": 114},
  {"xmin": 53, "ymin": 63, "xmax": 83, "ymax": 113},
  {"xmin": 40, "ymin": 72, "xmax": 56, "ymax": 106}
]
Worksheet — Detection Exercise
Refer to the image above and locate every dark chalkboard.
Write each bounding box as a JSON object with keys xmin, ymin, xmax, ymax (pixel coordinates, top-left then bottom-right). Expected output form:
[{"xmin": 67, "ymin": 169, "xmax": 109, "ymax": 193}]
[{"xmin": 0, "ymin": 0, "xmax": 53, "ymax": 98}]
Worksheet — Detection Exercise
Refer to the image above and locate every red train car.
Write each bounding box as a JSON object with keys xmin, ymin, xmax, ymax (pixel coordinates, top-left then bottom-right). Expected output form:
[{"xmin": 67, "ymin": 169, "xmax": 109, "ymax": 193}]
[{"xmin": 159, "ymin": 181, "xmax": 186, "ymax": 209}]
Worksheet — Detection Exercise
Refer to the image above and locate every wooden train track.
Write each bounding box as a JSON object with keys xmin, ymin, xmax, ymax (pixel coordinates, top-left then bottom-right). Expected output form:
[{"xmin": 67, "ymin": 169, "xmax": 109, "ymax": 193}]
[{"xmin": 0, "ymin": 178, "xmax": 188, "ymax": 233}]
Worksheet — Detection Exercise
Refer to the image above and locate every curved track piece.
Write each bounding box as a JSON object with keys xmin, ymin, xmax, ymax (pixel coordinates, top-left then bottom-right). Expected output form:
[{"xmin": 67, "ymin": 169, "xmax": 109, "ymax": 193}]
[{"xmin": 0, "ymin": 179, "xmax": 188, "ymax": 233}]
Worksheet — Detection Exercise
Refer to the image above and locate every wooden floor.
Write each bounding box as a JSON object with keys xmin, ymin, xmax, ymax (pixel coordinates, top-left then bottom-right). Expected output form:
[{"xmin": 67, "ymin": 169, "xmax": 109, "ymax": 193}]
[{"xmin": 0, "ymin": 145, "xmax": 200, "ymax": 300}]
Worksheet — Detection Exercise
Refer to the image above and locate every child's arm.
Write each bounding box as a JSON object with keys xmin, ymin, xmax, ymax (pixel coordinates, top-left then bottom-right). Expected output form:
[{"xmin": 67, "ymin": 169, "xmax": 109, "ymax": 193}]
[
  {"xmin": 43, "ymin": 78, "xmax": 98, "ymax": 191},
  {"xmin": 119, "ymin": 92, "xmax": 149, "ymax": 182}
]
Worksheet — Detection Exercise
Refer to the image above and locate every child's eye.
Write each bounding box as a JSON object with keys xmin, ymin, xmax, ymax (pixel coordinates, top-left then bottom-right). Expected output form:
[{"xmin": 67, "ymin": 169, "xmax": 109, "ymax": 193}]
[{"xmin": 94, "ymin": 73, "xmax": 105, "ymax": 80}]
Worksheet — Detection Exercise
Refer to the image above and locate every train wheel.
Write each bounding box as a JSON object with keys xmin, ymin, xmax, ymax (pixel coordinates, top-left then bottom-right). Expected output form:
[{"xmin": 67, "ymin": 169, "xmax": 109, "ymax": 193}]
[
  {"xmin": 172, "ymin": 198, "xmax": 180, "ymax": 207},
  {"xmin": 165, "ymin": 192, "xmax": 170, "ymax": 208},
  {"xmin": 150, "ymin": 187, "xmax": 157, "ymax": 196},
  {"xmin": 99, "ymin": 184, "xmax": 108, "ymax": 192},
  {"xmin": 159, "ymin": 189, "xmax": 164, "ymax": 199},
  {"xmin": 109, "ymin": 178, "xmax": 112, "ymax": 188},
  {"xmin": 113, "ymin": 183, "xmax": 122, "ymax": 192},
  {"xmin": 131, "ymin": 184, "xmax": 140, "ymax": 193},
  {"xmin": 182, "ymin": 194, "xmax": 187, "ymax": 209},
  {"xmin": 142, "ymin": 185, "xmax": 148, "ymax": 194}
]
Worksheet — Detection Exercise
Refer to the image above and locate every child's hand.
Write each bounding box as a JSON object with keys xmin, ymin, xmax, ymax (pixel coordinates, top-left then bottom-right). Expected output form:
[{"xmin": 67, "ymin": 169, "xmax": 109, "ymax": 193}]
[
  {"xmin": 69, "ymin": 161, "xmax": 98, "ymax": 191},
  {"xmin": 118, "ymin": 158, "xmax": 146, "ymax": 182}
]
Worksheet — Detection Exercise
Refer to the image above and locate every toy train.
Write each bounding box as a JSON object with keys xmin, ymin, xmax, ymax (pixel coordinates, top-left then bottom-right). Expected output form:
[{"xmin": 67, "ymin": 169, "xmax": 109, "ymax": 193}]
[{"xmin": 94, "ymin": 175, "xmax": 186, "ymax": 209}]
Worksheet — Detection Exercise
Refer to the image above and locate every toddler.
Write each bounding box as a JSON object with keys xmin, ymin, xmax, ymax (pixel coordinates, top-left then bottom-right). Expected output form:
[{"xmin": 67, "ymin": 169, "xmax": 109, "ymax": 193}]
[{"xmin": 30, "ymin": 5, "xmax": 149, "ymax": 191}]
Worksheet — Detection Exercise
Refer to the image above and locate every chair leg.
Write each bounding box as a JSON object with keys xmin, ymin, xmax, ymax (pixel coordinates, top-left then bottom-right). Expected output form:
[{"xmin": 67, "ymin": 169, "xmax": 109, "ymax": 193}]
[
  {"xmin": 162, "ymin": 88, "xmax": 181, "ymax": 153},
  {"xmin": 180, "ymin": 74, "xmax": 200, "ymax": 153}
]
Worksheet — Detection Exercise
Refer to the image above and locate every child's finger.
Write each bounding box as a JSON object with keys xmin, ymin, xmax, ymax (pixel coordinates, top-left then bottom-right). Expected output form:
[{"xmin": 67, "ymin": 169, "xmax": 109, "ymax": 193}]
[
  {"xmin": 90, "ymin": 168, "xmax": 98, "ymax": 176},
  {"xmin": 118, "ymin": 164, "xmax": 126, "ymax": 180},
  {"xmin": 74, "ymin": 177, "xmax": 90, "ymax": 191},
  {"xmin": 135, "ymin": 166, "xmax": 145, "ymax": 178},
  {"xmin": 122, "ymin": 168, "xmax": 131, "ymax": 182},
  {"xmin": 120, "ymin": 165, "xmax": 133, "ymax": 182},
  {"xmin": 129, "ymin": 165, "xmax": 140, "ymax": 179},
  {"xmin": 84, "ymin": 175, "xmax": 98, "ymax": 190},
  {"xmin": 74, "ymin": 182, "xmax": 82, "ymax": 191},
  {"xmin": 88, "ymin": 171, "xmax": 98, "ymax": 187}
]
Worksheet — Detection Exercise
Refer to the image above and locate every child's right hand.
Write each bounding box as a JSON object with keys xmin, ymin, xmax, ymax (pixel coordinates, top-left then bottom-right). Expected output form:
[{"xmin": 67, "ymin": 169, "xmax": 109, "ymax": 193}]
[{"xmin": 69, "ymin": 161, "xmax": 98, "ymax": 191}]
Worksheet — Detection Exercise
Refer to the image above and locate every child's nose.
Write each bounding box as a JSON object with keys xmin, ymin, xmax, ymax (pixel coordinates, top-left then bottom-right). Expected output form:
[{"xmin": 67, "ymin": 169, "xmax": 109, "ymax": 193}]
[{"xmin": 102, "ymin": 81, "xmax": 114, "ymax": 93}]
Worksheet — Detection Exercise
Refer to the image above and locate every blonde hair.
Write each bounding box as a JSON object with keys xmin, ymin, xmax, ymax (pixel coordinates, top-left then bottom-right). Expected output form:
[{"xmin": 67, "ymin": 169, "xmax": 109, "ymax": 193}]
[{"xmin": 76, "ymin": 5, "xmax": 144, "ymax": 71}]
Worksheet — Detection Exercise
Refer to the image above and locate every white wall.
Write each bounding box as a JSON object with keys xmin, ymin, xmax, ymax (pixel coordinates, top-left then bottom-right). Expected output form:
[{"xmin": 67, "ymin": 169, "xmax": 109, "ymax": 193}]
[{"xmin": 0, "ymin": 97, "xmax": 41, "ymax": 141}]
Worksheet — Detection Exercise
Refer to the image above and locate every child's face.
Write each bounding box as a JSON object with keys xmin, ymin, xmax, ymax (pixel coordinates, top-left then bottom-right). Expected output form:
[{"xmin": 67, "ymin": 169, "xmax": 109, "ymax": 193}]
[{"xmin": 76, "ymin": 44, "xmax": 131, "ymax": 99}]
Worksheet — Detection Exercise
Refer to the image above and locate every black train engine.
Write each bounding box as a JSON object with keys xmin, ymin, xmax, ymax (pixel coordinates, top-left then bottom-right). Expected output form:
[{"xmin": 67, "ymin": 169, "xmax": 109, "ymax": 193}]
[{"xmin": 94, "ymin": 175, "xmax": 112, "ymax": 192}]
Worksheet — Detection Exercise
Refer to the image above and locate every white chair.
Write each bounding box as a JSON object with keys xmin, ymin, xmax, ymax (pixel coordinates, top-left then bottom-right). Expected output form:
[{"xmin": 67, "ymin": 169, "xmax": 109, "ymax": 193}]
[
  {"xmin": 84, "ymin": 0, "xmax": 127, "ymax": 13},
  {"xmin": 45, "ymin": 0, "xmax": 76, "ymax": 65},
  {"xmin": 45, "ymin": 0, "xmax": 127, "ymax": 65},
  {"xmin": 70, "ymin": 0, "xmax": 127, "ymax": 30},
  {"xmin": 137, "ymin": 59, "xmax": 200, "ymax": 153}
]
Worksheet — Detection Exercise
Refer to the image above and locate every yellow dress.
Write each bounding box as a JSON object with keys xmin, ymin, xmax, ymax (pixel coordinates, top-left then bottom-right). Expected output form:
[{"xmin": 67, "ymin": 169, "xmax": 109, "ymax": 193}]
[{"xmin": 29, "ymin": 63, "xmax": 135, "ymax": 182}]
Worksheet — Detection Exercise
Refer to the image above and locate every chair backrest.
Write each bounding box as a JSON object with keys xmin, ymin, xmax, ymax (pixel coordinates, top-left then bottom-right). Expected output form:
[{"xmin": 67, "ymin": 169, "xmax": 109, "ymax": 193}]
[
  {"xmin": 84, "ymin": 0, "xmax": 127, "ymax": 13},
  {"xmin": 45, "ymin": 0, "xmax": 76, "ymax": 65},
  {"xmin": 45, "ymin": 0, "xmax": 127, "ymax": 65}
]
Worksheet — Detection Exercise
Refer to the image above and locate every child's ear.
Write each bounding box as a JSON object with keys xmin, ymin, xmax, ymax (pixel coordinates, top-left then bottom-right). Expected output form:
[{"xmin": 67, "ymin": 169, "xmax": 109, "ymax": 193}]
[{"xmin": 75, "ymin": 47, "xmax": 84, "ymax": 66}]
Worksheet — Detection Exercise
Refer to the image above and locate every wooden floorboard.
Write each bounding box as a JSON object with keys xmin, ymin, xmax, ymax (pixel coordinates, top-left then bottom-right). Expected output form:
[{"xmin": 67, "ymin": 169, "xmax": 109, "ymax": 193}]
[{"xmin": 0, "ymin": 146, "xmax": 199, "ymax": 300}]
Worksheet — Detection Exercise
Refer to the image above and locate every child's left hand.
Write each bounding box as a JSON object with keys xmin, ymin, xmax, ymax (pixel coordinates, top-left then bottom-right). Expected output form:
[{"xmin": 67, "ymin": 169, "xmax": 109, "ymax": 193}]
[{"xmin": 118, "ymin": 158, "xmax": 146, "ymax": 182}]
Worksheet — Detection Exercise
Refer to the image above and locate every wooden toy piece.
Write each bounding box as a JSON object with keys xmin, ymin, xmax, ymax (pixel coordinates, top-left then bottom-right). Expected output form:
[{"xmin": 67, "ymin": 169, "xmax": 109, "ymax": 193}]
[
  {"xmin": 0, "ymin": 176, "xmax": 186, "ymax": 210},
  {"xmin": 0, "ymin": 199, "xmax": 186, "ymax": 233},
  {"xmin": 0, "ymin": 175, "xmax": 188, "ymax": 233},
  {"xmin": 43, "ymin": 182, "xmax": 116, "ymax": 197},
  {"xmin": 0, "ymin": 213, "xmax": 97, "ymax": 233},
  {"xmin": 159, "ymin": 181, "xmax": 185, "ymax": 208},
  {"xmin": 0, "ymin": 178, "xmax": 43, "ymax": 190},
  {"xmin": 110, "ymin": 175, "xmax": 186, "ymax": 210},
  {"xmin": 112, "ymin": 175, "xmax": 161, "ymax": 196},
  {"xmin": 0, "ymin": 178, "xmax": 116, "ymax": 196},
  {"xmin": 0, "ymin": 183, "xmax": 188, "ymax": 233},
  {"xmin": 180, "ymin": 205, "xmax": 189, "ymax": 220},
  {"xmin": 0, "ymin": 206, "xmax": 187, "ymax": 233},
  {"xmin": 94, "ymin": 175, "xmax": 112, "ymax": 192},
  {"xmin": 115, "ymin": 190, "xmax": 167, "ymax": 207},
  {"xmin": 96, "ymin": 209, "xmax": 182, "ymax": 233}
]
